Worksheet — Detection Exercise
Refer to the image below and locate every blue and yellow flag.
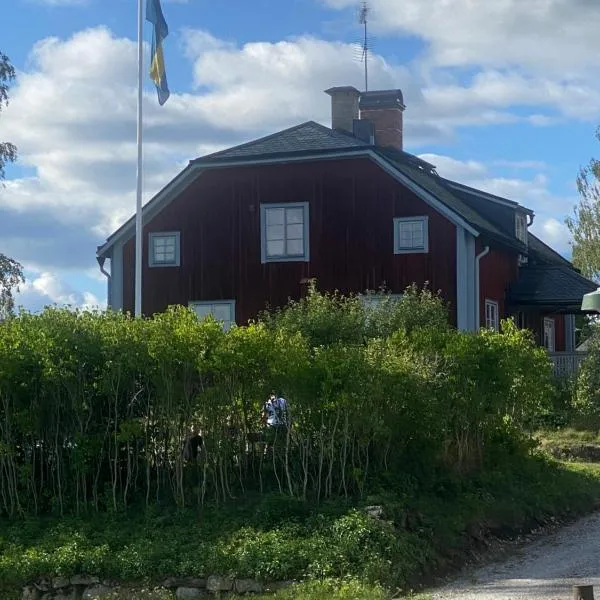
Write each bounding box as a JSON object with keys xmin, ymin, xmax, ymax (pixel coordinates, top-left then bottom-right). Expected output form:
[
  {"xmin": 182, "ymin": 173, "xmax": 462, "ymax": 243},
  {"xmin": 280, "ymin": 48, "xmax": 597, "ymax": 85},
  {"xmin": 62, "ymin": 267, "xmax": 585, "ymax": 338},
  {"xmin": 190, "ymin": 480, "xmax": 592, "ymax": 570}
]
[{"xmin": 146, "ymin": 0, "xmax": 170, "ymax": 105}]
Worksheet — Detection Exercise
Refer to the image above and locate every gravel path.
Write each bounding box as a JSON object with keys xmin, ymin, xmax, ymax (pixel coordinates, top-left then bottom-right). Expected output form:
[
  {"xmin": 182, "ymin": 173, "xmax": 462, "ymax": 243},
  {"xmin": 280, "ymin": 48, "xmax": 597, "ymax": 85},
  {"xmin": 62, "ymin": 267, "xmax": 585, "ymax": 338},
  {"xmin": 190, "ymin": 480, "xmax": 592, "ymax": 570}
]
[{"xmin": 431, "ymin": 512, "xmax": 600, "ymax": 600}]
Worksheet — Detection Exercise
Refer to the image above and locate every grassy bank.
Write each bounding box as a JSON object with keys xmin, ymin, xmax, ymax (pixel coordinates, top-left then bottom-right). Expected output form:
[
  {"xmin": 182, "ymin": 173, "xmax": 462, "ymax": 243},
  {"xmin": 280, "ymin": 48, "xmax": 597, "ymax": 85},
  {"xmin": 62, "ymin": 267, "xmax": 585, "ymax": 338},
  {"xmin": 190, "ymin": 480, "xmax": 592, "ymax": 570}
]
[{"xmin": 2, "ymin": 457, "xmax": 600, "ymax": 598}]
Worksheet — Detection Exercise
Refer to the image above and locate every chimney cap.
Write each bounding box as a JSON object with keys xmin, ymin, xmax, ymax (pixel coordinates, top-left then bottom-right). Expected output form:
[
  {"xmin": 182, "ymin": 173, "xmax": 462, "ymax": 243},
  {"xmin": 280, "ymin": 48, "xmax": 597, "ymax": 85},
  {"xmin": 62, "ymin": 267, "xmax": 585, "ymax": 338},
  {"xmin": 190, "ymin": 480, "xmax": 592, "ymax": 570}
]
[
  {"xmin": 325, "ymin": 86, "xmax": 361, "ymax": 97},
  {"xmin": 359, "ymin": 89, "xmax": 405, "ymax": 110}
]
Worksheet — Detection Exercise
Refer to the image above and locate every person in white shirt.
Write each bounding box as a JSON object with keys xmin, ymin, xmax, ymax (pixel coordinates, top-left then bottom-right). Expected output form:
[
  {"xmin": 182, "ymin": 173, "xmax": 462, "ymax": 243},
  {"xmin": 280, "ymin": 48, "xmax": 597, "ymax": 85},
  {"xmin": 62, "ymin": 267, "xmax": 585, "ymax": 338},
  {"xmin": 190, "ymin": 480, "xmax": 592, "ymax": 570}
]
[{"xmin": 262, "ymin": 392, "xmax": 289, "ymax": 454}]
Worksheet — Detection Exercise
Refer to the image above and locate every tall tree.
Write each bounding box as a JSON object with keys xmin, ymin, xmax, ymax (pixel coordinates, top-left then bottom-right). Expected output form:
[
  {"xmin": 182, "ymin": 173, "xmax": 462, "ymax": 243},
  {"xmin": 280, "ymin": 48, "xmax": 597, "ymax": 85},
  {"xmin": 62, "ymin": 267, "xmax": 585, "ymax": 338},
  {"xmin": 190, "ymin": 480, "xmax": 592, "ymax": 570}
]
[
  {"xmin": 566, "ymin": 128, "xmax": 600, "ymax": 282},
  {"xmin": 0, "ymin": 51, "xmax": 23, "ymax": 318}
]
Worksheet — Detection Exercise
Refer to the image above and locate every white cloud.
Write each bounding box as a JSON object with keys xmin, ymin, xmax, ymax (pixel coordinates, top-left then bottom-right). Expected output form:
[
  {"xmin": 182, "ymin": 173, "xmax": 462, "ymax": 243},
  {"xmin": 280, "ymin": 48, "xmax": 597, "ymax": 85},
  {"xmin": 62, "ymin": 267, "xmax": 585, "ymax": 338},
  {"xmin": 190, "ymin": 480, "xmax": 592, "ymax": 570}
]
[
  {"xmin": 323, "ymin": 0, "xmax": 600, "ymax": 77},
  {"xmin": 15, "ymin": 271, "xmax": 104, "ymax": 313}
]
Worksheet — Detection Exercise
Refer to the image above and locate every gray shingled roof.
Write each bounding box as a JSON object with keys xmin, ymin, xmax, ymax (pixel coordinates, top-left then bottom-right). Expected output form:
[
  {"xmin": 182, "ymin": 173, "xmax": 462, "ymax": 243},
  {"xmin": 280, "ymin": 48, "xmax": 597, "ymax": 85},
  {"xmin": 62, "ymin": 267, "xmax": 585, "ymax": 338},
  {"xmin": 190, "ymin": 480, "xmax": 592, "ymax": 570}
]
[
  {"xmin": 528, "ymin": 233, "xmax": 572, "ymax": 267},
  {"xmin": 197, "ymin": 121, "xmax": 369, "ymax": 161},
  {"xmin": 508, "ymin": 265, "xmax": 597, "ymax": 308}
]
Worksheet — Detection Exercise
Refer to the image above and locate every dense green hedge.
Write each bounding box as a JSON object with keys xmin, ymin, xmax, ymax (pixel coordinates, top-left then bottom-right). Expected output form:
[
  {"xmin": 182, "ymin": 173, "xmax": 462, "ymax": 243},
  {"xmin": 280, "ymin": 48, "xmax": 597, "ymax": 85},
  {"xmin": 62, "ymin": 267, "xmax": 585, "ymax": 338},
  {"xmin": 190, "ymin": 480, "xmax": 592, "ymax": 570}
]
[{"xmin": 0, "ymin": 285, "xmax": 552, "ymax": 516}]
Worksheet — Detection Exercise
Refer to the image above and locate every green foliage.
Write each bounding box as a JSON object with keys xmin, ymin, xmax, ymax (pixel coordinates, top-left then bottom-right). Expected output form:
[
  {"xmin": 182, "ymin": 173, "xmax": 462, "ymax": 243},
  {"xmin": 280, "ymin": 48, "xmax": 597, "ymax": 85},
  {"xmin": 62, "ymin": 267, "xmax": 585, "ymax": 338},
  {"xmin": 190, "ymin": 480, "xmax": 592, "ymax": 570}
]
[
  {"xmin": 573, "ymin": 330, "xmax": 600, "ymax": 427},
  {"xmin": 566, "ymin": 126, "xmax": 600, "ymax": 281},
  {"xmin": 257, "ymin": 579, "xmax": 389, "ymax": 600},
  {"xmin": 0, "ymin": 253, "xmax": 24, "ymax": 319},
  {"xmin": 0, "ymin": 286, "xmax": 555, "ymax": 517}
]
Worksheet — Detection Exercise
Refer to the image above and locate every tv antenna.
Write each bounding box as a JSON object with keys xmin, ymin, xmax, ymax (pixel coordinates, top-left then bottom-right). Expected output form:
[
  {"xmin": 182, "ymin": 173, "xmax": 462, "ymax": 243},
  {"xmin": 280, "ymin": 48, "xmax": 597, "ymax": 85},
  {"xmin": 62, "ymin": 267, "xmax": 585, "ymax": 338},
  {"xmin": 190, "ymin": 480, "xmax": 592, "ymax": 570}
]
[{"xmin": 358, "ymin": 1, "xmax": 371, "ymax": 91}]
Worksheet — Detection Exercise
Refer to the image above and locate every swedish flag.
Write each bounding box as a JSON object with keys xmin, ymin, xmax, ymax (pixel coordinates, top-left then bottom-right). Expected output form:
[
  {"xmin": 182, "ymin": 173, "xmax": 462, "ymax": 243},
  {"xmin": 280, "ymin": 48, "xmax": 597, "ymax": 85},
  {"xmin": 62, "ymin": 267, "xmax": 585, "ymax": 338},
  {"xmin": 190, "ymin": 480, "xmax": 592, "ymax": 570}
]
[{"xmin": 146, "ymin": 0, "xmax": 170, "ymax": 105}]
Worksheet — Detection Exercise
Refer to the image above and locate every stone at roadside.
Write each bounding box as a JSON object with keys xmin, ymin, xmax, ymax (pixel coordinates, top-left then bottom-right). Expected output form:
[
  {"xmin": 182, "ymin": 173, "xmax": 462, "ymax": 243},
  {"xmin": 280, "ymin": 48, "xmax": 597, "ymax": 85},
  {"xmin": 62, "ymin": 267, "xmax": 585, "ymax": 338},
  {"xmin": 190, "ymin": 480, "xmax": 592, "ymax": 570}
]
[
  {"xmin": 52, "ymin": 577, "xmax": 71, "ymax": 589},
  {"xmin": 234, "ymin": 579, "xmax": 264, "ymax": 594},
  {"xmin": 82, "ymin": 584, "xmax": 114, "ymax": 599},
  {"xmin": 34, "ymin": 579, "xmax": 52, "ymax": 592},
  {"xmin": 71, "ymin": 575, "xmax": 100, "ymax": 586},
  {"xmin": 176, "ymin": 588, "xmax": 205, "ymax": 599},
  {"xmin": 22, "ymin": 585, "xmax": 41, "ymax": 600},
  {"xmin": 163, "ymin": 577, "xmax": 206, "ymax": 589},
  {"xmin": 206, "ymin": 575, "xmax": 233, "ymax": 592}
]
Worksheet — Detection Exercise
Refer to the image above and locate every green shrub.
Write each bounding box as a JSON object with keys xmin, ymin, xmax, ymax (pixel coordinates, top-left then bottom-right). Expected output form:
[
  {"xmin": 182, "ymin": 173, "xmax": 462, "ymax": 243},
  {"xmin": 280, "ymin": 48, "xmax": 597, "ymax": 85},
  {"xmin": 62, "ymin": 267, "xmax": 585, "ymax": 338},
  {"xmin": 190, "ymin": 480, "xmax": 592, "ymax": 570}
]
[{"xmin": 0, "ymin": 286, "xmax": 553, "ymax": 516}]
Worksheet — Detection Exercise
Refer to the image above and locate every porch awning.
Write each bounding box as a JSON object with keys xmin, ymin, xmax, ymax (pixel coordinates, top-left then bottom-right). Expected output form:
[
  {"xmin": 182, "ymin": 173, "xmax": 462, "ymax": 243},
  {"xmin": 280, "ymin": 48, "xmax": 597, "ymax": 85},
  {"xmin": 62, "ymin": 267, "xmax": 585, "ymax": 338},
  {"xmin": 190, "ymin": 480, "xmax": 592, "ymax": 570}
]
[{"xmin": 507, "ymin": 265, "xmax": 598, "ymax": 312}]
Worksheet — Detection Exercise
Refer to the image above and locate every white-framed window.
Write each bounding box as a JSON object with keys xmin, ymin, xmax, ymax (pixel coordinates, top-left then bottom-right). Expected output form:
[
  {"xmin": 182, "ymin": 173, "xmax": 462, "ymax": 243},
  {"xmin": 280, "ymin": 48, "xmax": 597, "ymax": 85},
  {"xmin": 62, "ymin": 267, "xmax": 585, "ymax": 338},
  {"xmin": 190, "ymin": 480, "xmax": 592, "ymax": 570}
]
[
  {"xmin": 484, "ymin": 299, "xmax": 499, "ymax": 331},
  {"xmin": 260, "ymin": 202, "xmax": 309, "ymax": 263},
  {"xmin": 543, "ymin": 317, "xmax": 555, "ymax": 352},
  {"xmin": 515, "ymin": 212, "xmax": 528, "ymax": 244},
  {"xmin": 189, "ymin": 300, "xmax": 236, "ymax": 331},
  {"xmin": 149, "ymin": 232, "xmax": 180, "ymax": 267},
  {"xmin": 393, "ymin": 217, "xmax": 429, "ymax": 254}
]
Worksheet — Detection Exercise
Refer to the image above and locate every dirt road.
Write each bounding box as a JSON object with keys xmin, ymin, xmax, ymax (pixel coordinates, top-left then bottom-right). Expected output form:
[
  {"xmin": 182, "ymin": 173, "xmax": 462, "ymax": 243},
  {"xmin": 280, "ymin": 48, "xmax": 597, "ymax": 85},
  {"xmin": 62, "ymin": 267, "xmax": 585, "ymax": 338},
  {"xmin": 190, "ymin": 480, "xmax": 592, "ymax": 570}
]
[{"xmin": 431, "ymin": 511, "xmax": 600, "ymax": 600}]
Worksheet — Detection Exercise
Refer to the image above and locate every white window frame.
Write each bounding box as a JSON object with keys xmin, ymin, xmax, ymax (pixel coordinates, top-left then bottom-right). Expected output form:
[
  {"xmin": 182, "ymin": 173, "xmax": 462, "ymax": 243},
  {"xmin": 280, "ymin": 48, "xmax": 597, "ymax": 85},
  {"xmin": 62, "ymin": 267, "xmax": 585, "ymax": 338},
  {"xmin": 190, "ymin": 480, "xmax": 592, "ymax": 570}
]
[
  {"xmin": 515, "ymin": 212, "xmax": 528, "ymax": 245},
  {"xmin": 149, "ymin": 231, "xmax": 181, "ymax": 267},
  {"xmin": 189, "ymin": 300, "xmax": 236, "ymax": 331},
  {"xmin": 260, "ymin": 202, "xmax": 310, "ymax": 263},
  {"xmin": 393, "ymin": 216, "xmax": 429, "ymax": 254},
  {"xmin": 484, "ymin": 299, "xmax": 499, "ymax": 331},
  {"xmin": 543, "ymin": 317, "xmax": 556, "ymax": 352}
]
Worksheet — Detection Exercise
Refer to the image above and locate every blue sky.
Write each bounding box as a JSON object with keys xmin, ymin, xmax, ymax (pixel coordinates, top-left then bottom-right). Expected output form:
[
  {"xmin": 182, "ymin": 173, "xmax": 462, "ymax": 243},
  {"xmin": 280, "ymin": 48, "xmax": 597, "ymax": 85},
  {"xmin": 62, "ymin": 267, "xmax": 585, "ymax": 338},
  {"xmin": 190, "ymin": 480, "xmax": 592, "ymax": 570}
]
[{"xmin": 2, "ymin": 0, "xmax": 600, "ymax": 310}]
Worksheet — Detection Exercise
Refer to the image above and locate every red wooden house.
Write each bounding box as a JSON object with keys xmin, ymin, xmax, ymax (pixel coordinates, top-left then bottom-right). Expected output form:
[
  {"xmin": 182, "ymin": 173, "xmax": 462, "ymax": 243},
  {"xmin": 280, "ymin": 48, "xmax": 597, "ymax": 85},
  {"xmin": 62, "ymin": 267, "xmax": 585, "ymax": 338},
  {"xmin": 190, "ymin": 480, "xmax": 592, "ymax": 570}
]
[{"xmin": 96, "ymin": 85, "xmax": 596, "ymax": 369}]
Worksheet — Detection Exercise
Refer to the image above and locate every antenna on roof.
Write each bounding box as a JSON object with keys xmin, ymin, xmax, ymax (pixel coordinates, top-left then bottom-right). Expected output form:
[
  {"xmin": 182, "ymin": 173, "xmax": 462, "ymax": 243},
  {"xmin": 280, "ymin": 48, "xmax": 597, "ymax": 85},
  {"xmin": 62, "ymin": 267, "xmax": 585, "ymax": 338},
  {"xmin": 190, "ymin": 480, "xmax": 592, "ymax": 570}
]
[{"xmin": 356, "ymin": 1, "xmax": 372, "ymax": 92}]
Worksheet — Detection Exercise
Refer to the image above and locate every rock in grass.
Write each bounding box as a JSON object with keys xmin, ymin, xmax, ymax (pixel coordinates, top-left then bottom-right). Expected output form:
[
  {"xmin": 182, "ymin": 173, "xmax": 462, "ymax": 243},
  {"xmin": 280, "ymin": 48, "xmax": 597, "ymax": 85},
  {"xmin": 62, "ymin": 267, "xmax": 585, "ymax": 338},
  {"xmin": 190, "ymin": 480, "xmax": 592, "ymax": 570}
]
[
  {"xmin": 22, "ymin": 585, "xmax": 41, "ymax": 600},
  {"xmin": 234, "ymin": 579, "xmax": 264, "ymax": 594},
  {"xmin": 52, "ymin": 577, "xmax": 71, "ymax": 589},
  {"xmin": 206, "ymin": 575, "xmax": 233, "ymax": 592}
]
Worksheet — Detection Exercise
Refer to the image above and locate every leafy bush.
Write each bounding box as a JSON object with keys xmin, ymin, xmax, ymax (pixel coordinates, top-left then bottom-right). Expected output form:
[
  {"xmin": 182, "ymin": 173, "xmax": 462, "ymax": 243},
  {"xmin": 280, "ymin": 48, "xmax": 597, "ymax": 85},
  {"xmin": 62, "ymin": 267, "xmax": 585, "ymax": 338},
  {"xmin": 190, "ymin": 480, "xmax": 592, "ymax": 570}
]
[
  {"xmin": 0, "ymin": 286, "xmax": 552, "ymax": 517},
  {"xmin": 574, "ymin": 331, "xmax": 600, "ymax": 428}
]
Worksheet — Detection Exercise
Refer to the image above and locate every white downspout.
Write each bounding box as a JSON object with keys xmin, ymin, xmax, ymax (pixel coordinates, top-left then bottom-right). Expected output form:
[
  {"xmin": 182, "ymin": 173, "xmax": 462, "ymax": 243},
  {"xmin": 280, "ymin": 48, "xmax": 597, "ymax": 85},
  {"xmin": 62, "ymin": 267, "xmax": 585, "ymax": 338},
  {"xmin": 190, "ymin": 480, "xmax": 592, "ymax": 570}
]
[{"xmin": 475, "ymin": 246, "xmax": 490, "ymax": 330}]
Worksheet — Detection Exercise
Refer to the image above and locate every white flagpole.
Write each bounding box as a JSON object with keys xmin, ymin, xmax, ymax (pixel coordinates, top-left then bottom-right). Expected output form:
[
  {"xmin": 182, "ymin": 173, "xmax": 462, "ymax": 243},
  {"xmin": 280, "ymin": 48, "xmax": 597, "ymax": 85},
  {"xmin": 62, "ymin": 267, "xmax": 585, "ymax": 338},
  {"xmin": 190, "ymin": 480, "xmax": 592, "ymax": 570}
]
[{"xmin": 135, "ymin": 0, "xmax": 144, "ymax": 317}]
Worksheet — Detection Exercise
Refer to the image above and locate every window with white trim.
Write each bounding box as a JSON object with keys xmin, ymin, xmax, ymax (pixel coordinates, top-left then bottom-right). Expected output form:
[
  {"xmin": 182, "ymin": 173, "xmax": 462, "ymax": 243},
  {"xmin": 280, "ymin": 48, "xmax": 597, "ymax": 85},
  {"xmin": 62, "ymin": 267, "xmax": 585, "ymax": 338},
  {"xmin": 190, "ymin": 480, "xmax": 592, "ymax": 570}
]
[
  {"xmin": 484, "ymin": 299, "xmax": 499, "ymax": 331},
  {"xmin": 149, "ymin": 232, "xmax": 180, "ymax": 267},
  {"xmin": 189, "ymin": 300, "xmax": 236, "ymax": 331},
  {"xmin": 260, "ymin": 202, "xmax": 309, "ymax": 263},
  {"xmin": 515, "ymin": 213, "xmax": 528, "ymax": 245},
  {"xmin": 393, "ymin": 217, "xmax": 429, "ymax": 254},
  {"xmin": 543, "ymin": 317, "xmax": 555, "ymax": 352}
]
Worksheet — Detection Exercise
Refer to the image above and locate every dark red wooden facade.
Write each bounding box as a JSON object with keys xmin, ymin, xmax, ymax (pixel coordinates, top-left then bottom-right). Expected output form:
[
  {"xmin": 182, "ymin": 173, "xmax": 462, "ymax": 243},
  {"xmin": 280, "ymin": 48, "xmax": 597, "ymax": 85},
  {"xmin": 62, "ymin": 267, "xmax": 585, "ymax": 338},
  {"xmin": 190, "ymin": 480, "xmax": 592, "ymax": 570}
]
[
  {"xmin": 122, "ymin": 157, "xmax": 458, "ymax": 323},
  {"xmin": 477, "ymin": 242, "xmax": 518, "ymax": 325}
]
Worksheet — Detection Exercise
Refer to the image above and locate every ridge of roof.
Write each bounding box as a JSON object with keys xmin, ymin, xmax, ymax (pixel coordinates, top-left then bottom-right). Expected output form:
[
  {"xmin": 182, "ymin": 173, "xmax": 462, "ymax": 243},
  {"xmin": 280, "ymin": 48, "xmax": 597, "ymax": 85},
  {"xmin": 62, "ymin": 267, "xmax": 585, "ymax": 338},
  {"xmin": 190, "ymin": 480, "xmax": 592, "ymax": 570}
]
[
  {"xmin": 195, "ymin": 121, "xmax": 369, "ymax": 162},
  {"xmin": 442, "ymin": 178, "xmax": 533, "ymax": 215}
]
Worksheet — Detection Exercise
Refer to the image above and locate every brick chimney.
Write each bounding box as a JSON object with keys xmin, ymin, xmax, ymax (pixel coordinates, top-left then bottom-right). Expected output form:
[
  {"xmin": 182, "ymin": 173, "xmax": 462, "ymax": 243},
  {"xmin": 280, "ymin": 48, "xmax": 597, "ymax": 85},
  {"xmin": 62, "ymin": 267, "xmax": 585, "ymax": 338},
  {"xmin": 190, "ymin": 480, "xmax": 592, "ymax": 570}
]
[
  {"xmin": 359, "ymin": 89, "xmax": 405, "ymax": 151},
  {"xmin": 324, "ymin": 86, "xmax": 361, "ymax": 134}
]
